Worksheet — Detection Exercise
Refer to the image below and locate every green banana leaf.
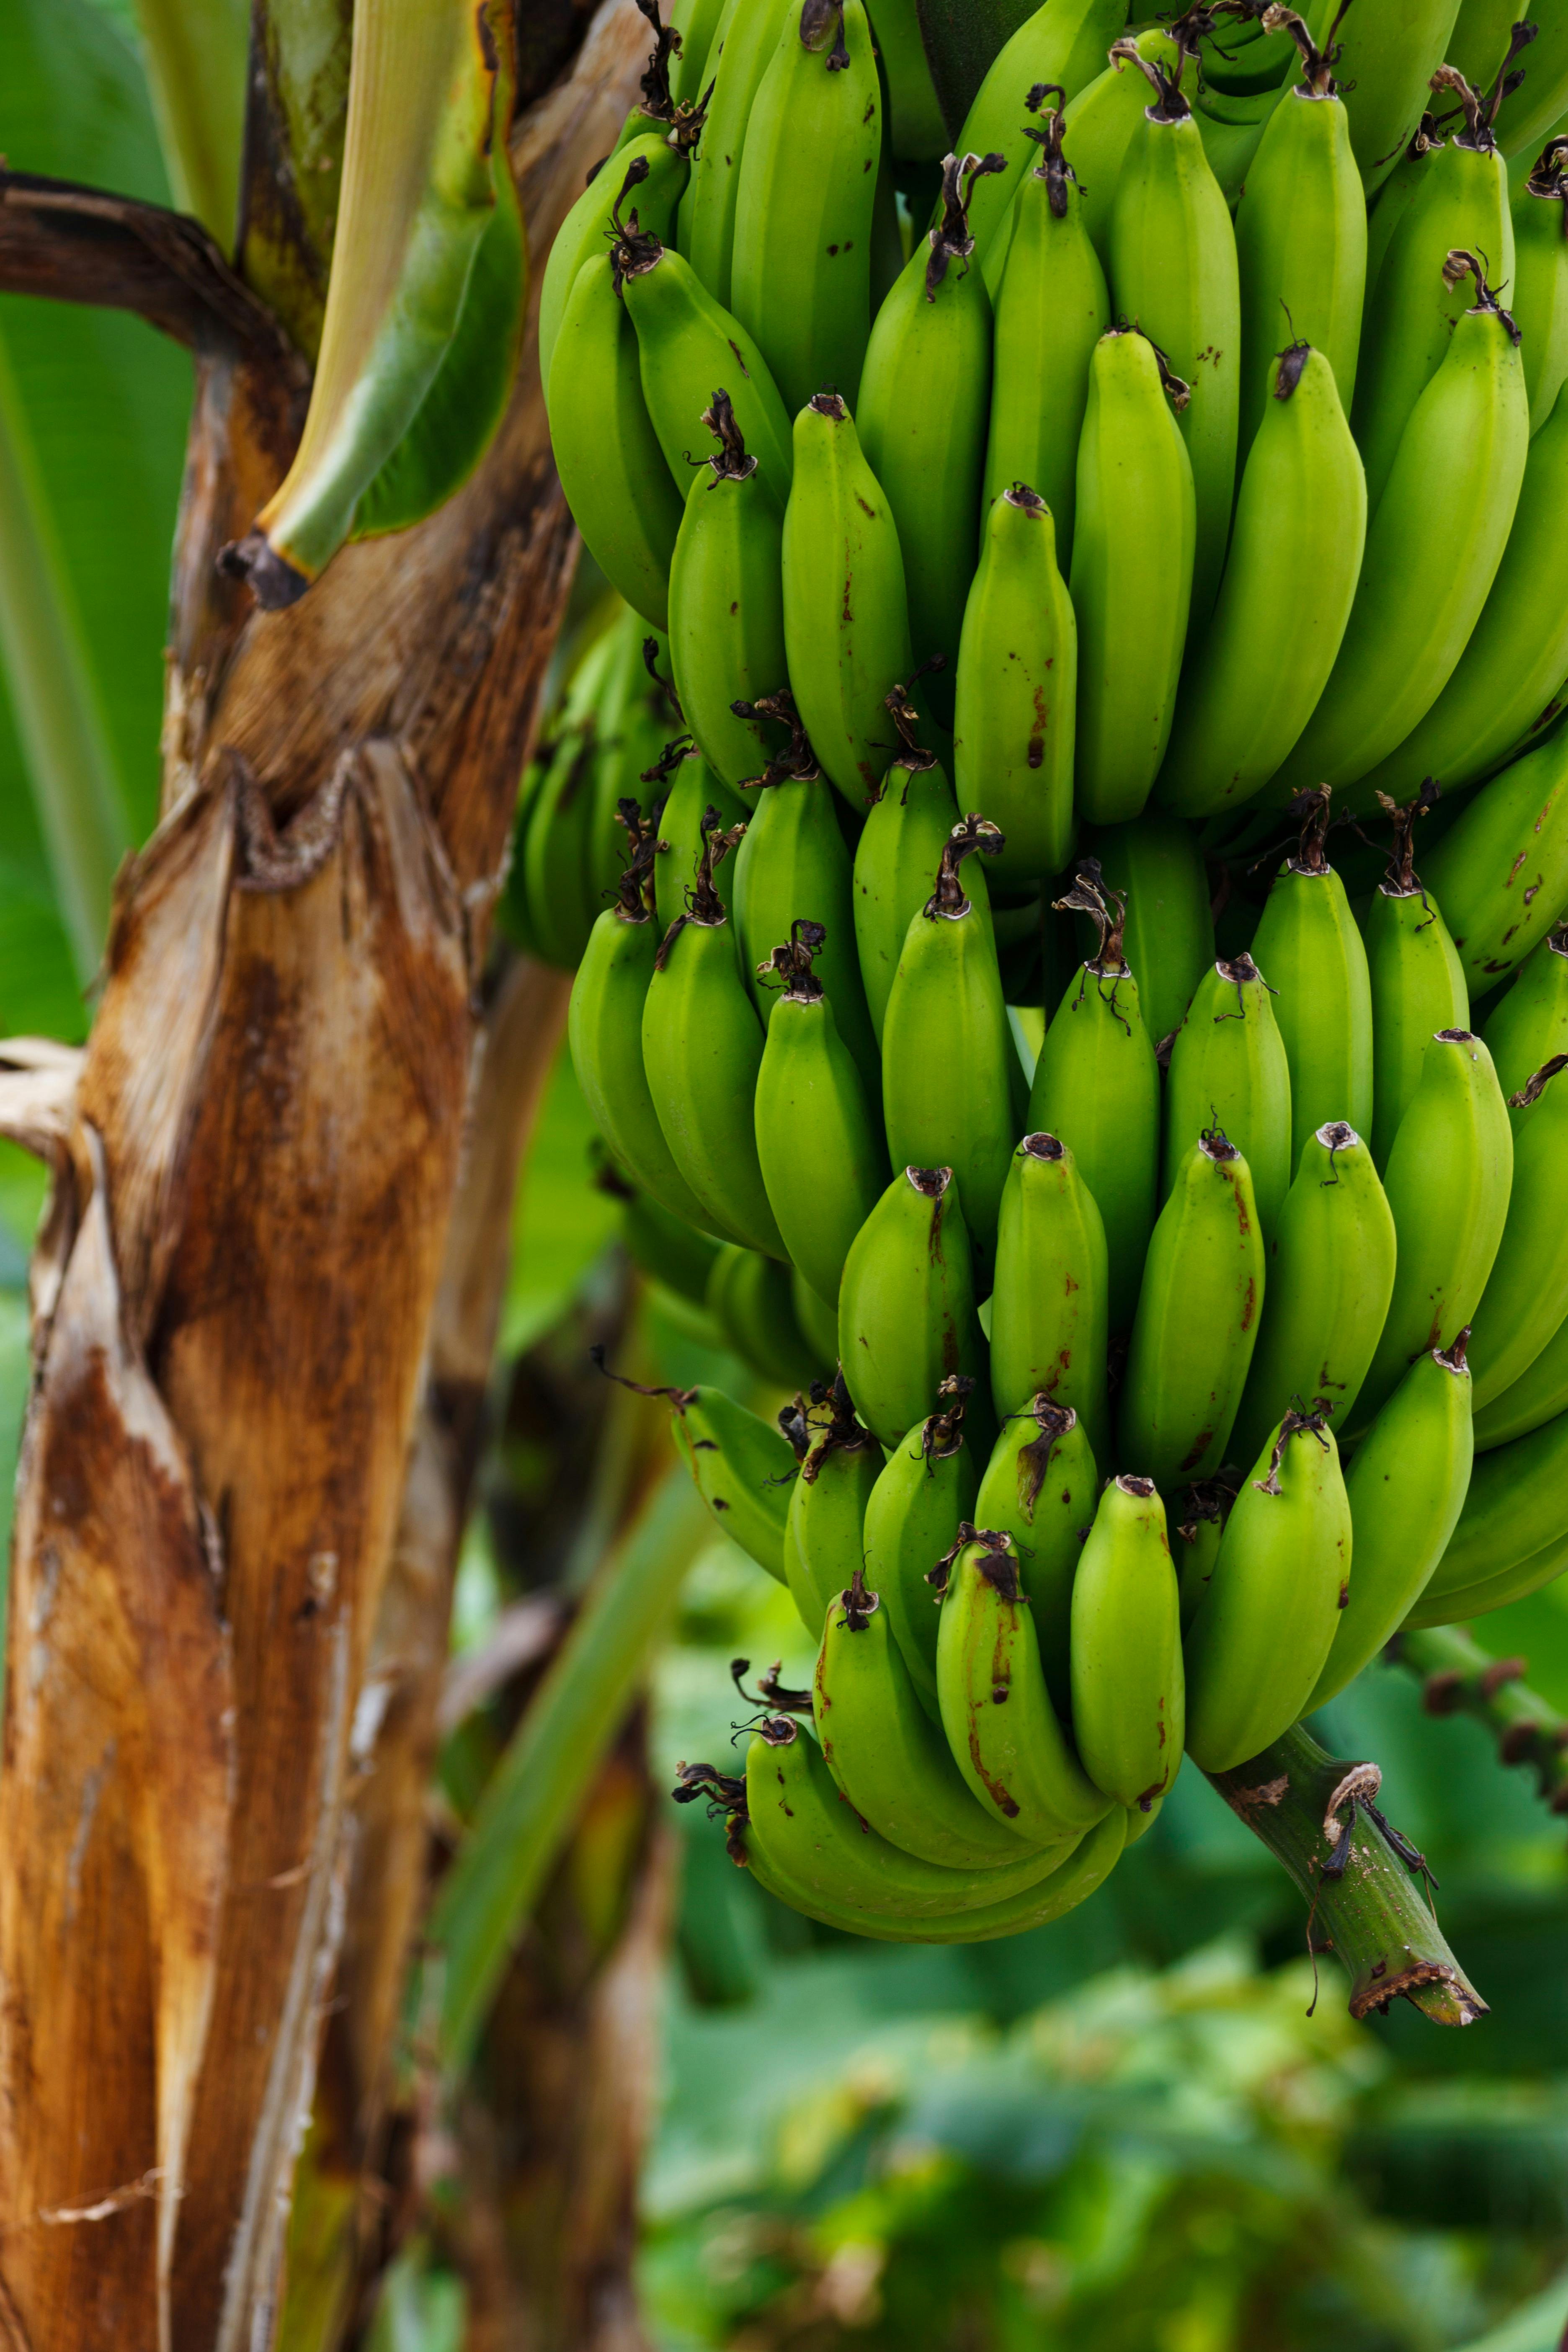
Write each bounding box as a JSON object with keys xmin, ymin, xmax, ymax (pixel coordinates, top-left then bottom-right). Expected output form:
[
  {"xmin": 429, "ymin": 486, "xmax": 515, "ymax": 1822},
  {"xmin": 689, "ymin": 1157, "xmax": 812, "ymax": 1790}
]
[{"xmin": 0, "ymin": 0, "xmax": 193, "ymax": 1016}]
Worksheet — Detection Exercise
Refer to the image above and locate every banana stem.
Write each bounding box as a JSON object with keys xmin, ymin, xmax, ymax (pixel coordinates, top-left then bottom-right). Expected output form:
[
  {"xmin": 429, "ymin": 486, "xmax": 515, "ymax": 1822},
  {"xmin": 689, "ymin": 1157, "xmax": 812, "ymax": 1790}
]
[
  {"xmin": 1391, "ymin": 1624, "xmax": 1568, "ymax": 1816},
  {"xmin": 1203, "ymin": 1724, "xmax": 1488, "ymax": 2026}
]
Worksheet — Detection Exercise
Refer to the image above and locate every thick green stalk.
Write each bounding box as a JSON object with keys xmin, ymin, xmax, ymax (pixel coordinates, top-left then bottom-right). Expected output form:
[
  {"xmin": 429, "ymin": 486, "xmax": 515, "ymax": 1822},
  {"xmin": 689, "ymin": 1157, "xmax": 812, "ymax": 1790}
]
[
  {"xmin": 131, "ymin": 0, "xmax": 250, "ymax": 248},
  {"xmin": 1206, "ymin": 1724, "xmax": 1488, "ymax": 2025},
  {"xmin": 912, "ymin": 0, "xmax": 1037, "ymax": 132},
  {"xmin": 428, "ymin": 1467, "xmax": 707, "ymax": 2073},
  {"xmin": 1394, "ymin": 1625, "xmax": 1568, "ymax": 1816},
  {"xmin": 0, "ymin": 330, "xmax": 129, "ymax": 985}
]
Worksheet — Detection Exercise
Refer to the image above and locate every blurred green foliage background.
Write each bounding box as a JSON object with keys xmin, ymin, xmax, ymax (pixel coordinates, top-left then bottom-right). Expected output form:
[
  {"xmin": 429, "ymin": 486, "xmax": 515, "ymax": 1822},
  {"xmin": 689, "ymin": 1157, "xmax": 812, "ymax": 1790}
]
[{"xmin": 5, "ymin": 8, "xmax": 1568, "ymax": 2348}]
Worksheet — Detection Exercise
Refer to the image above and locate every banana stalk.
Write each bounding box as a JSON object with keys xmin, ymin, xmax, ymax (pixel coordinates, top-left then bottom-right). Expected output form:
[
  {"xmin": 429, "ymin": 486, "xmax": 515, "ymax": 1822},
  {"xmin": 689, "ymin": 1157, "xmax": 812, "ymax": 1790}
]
[{"xmin": 231, "ymin": 0, "xmax": 523, "ymax": 606}]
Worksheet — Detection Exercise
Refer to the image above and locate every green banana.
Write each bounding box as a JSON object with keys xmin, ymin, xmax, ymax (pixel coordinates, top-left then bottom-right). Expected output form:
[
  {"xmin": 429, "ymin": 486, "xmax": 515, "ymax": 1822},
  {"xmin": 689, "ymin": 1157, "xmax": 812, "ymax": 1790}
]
[
  {"xmin": 582, "ymin": 619, "xmax": 680, "ymax": 921},
  {"xmin": 1473, "ymin": 1308, "xmax": 1568, "ymax": 1447},
  {"xmin": 972, "ymin": 1397, "xmax": 1099, "ymax": 1722},
  {"xmin": 667, "ymin": 391, "xmax": 790, "ymax": 793},
  {"xmin": 864, "ymin": 0, "xmax": 948, "ymax": 159},
  {"xmin": 1481, "ymin": 921, "xmax": 1568, "ymax": 1105},
  {"xmin": 1232, "ymin": 11, "xmax": 1365, "ymax": 459},
  {"xmin": 642, "ymin": 814, "xmax": 789, "ymax": 1255},
  {"xmin": 1498, "ymin": 6, "xmax": 1568, "ymax": 156},
  {"xmin": 520, "ymin": 627, "xmax": 622, "ymax": 969},
  {"xmin": 1199, "ymin": 8, "xmax": 1297, "ymax": 96},
  {"xmin": 651, "ymin": 741, "xmax": 749, "ymax": 934},
  {"xmin": 1070, "ymin": 1476, "xmax": 1184, "ymax": 1809},
  {"xmin": 547, "ymin": 251, "xmax": 684, "ymax": 627},
  {"xmin": 1352, "ymin": 1026, "xmax": 1514, "ymax": 1434},
  {"xmin": 716, "ymin": 1722, "xmax": 1126, "ymax": 1938},
  {"xmin": 1400, "ymin": 1528, "xmax": 1568, "ymax": 1627},
  {"xmin": 609, "ymin": 0, "xmax": 714, "ymax": 154},
  {"xmin": 753, "ymin": 921, "xmax": 891, "ymax": 1308},
  {"xmin": 615, "ymin": 221, "xmax": 794, "ymax": 494},
  {"xmin": 782, "ymin": 1369, "xmax": 885, "ymax": 1632},
  {"xmin": 730, "ymin": 0, "xmax": 883, "ymax": 415},
  {"xmin": 838, "ymin": 1165, "xmax": 989, "ymax": 1447},
  {"xmin": 1229, "ymin": 1120, "xmax": 1398, "ymax": 1473},
  {"xmin": 953, "ymin": 484, "xmax": 1078, "ymax": 886},
  {"xmin": 863, "ymin": 1378, "xmax": 980, "ymax": 1720},
  {"xmin": 1162, "ymin": 952, "xmax": 1294, "ymax": 1242},
  {"xmin": 707, "ymin": 1242, "xmax": 826, "ymax": 1388},
  {"xmin": 662, "ymin": 1375, "xmax": 805, "ymax": 1578},
  {"xmin": 852, "ymin": 693, "xmax": 967, "ymax": 1041},
  {"xmin": 782, "ymin": 392, "xmax": 915, "ymax": 807},
  {"xmin": 988, "ymin": 1134, "xmax": 1111, "ymax": 1463},
  {"xmin": 1057, "ymin": 27, "xmax": 1184, "ymax": 262},
  {"xmin": 540, "ymin": 142, "xmax": 689, "ymax": 394},
  {"xmin": 1183, "ymin": 1406, "xmax": 1353, "ymax": 1771},
  {"xmin": 1071, "ymin": 329, "xmax": 1197, "ymax": 826},
  {"xmin": 1421, "ymin": 720, "xmax": 1568, "ymax": 995},
  {"xmin": 1271, "ymin": 256, "xmax": 1530, "ymax": 803},
  {"xmin": 951, "ymin": 0, "xmax": 1131, "ymax": 263},
  {"xmin": 1105, "ymin": 40, "xmax": 1242, "ymax": 624},
  {"xmin": 859, "ymin": 151, "xmax": 1008, "ymax": 703},
  {"xmin": 620, "ymin": 1183, "xmax": 722, "ymax": 1305},
  {"xmin": 1349, "ymin": 381, "xmax": 1568, "ymax": 810},
  {"xmin": 1083, "ymin": 809, "xmax": 1215, "ymax": 1047},
  {"xmin": 735, "ymin": 1715, "xmax": 1075, "ymax": 1920},
  {"xmin": 1363, "ymin": 113, "xmax": 1442, "ymax": 292},
  {"xmin": 1512, "ymin": 139, "xmax": 1568, "ymax": 428},
  {"xmin": 881, "ymin": 818, "xmax": 1019, "ymax": 1288},
  {"xmin": 670, "ymin": 0, "xmax": 727, "ymax": 106},
  {"xmin": 1417, "ymin": 1398, "xmax": 1568, "ymax": 1607},
  {"xmin": 1302, "ymin": 0, "xmax": 1467, "ymax": 196},
  {"xmin": 813, "ymin": 1571, "xmax": 1055, "ymax": 1864},
  {"xmin": 1025, "ymin": 869, "xmax": 1160, "ymax": 1331},
  {"xmin": 1247, "ymin": 789, "xmax": 1375, "ymax": 1166},
  {"xmin": 1153, "ymin": 344, "xmax": 1367, "ymax": 822},
  {"xmin": 678, "ymin": 0, "xmax": 795, "ymax": 307},
  {"xmin": 1363, "ymin": 787, "xmax": 1471, "ymax": 1167},
  {"xmin": 730, "ymin": 720, "xmax": 880, "ymax": 1090},
  {"xmin": 936, "ymin": 1530, "xmax": 1114, "ymax": 1841},
  {"xmin": 570, "ymin": 802, "xmax": 718, "ymax": 1233},
  {"xmin": 1309, "ymin": 1337, "xmax": 1476, "ymax": 1706},
  {"xmin": 1119, "ymin": 1128, "xmax": 1267, "ymax": 1486},
  {"xmin": 1192, "ymin": 74, "xmax": 1282, "ymax": 206},
  {"xmin": 792, "ymin": 1266, "xmax": 841, "ymax": 1365},
  {"xmin": 1173, "ymin": 1478, "xmax": 1236, "ymax": 1632},
  {"xmin": 1351, "ymin": 64, "xmax": 1518, "ymax": 511},
  {"xmin": 982, "ymin": 96, "xmax": 1110, "ymax": 566},
  {"xmin": 1467, "ymin": 1052, "xmax": 1568, "ymax": 1406}
]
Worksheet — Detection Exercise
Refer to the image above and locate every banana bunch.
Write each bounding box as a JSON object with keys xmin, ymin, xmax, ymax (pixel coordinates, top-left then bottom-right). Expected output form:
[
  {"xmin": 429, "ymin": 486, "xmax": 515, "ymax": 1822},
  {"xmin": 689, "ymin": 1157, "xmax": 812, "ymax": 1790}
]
[{"xmin": 544, "ymin": 0, "xmax": 1568, "ymax": 1941}]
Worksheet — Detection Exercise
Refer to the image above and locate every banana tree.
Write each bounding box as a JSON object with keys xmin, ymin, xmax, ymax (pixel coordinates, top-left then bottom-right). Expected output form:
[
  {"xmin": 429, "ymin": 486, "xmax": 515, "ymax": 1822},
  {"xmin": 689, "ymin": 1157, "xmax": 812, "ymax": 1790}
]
[{"xmin": 0, "ymin": 0, "xmax": 1514, "ymax": 2344}]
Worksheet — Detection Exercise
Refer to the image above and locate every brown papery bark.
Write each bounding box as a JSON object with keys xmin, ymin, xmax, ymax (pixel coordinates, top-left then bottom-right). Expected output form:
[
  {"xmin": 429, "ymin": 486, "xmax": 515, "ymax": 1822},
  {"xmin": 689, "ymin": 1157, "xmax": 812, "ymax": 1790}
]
[{"xmin": 0, "ymin": 6, "xmax": 647, "ymax": 2346}]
